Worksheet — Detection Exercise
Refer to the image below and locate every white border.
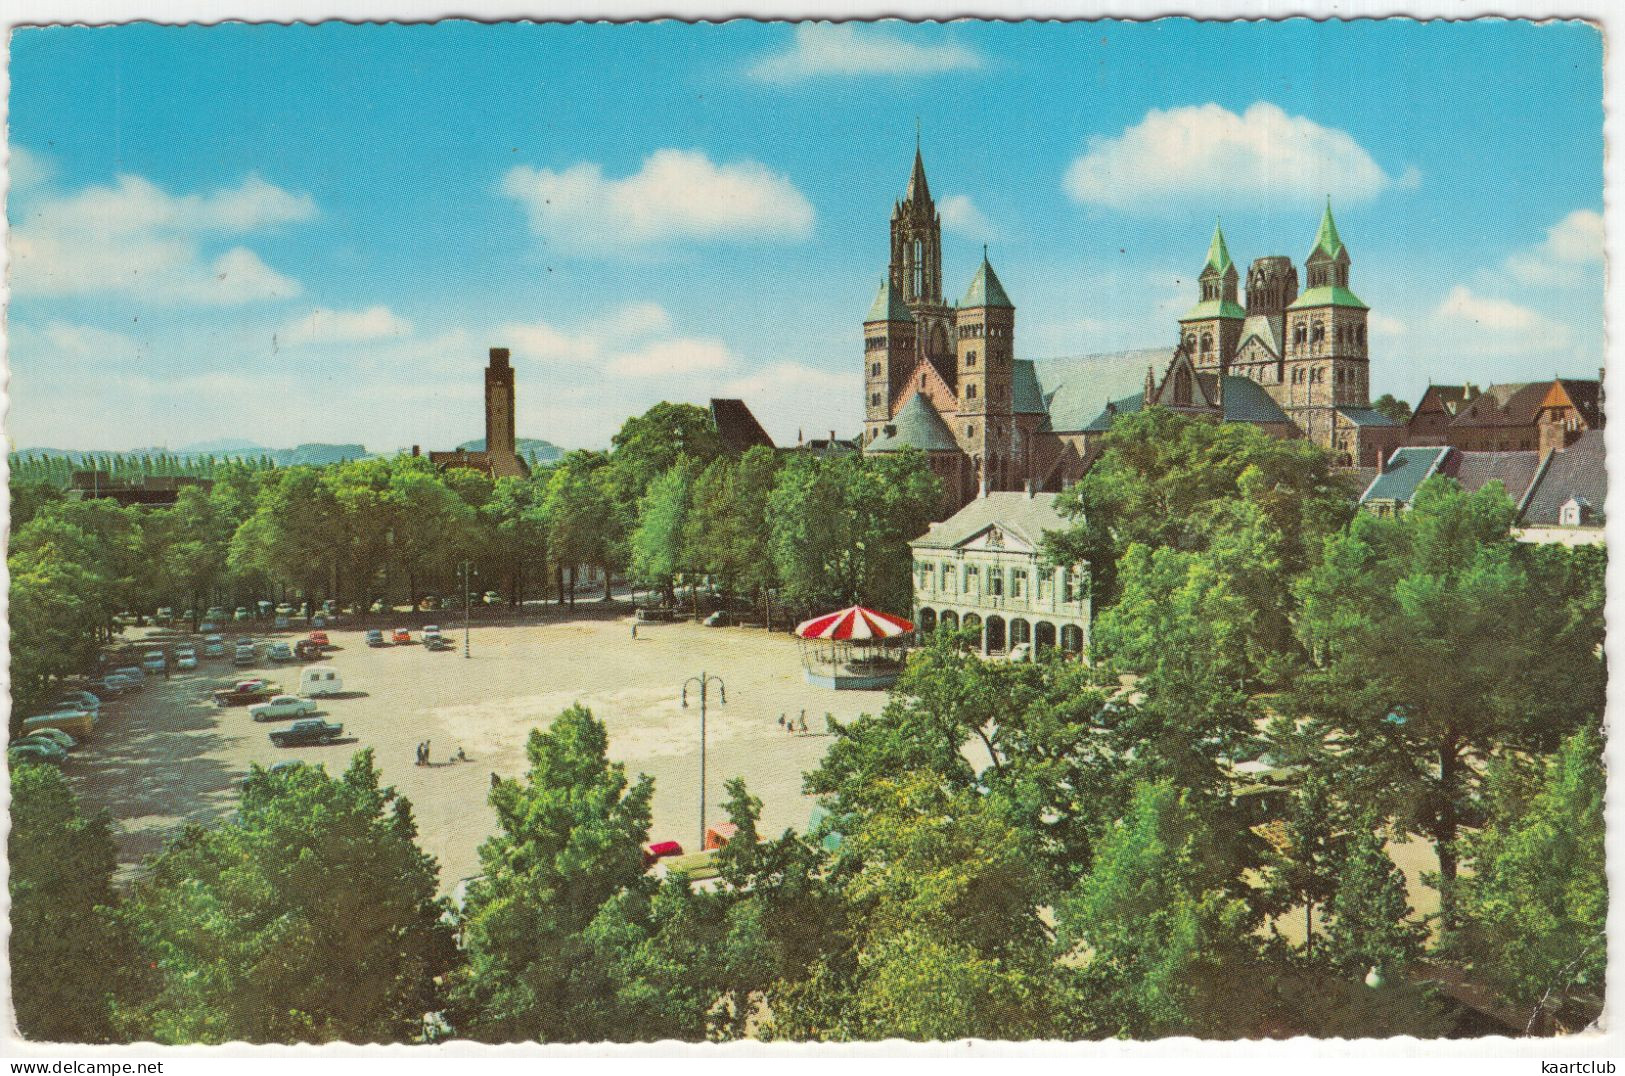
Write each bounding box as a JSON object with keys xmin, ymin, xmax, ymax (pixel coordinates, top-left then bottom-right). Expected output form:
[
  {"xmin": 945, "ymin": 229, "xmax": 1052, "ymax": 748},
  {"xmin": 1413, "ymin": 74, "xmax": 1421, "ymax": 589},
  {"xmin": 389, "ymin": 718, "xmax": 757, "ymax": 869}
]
[{"xmin": 1, "ymin": 0, "xmax": 1620, "ymax": 1064}]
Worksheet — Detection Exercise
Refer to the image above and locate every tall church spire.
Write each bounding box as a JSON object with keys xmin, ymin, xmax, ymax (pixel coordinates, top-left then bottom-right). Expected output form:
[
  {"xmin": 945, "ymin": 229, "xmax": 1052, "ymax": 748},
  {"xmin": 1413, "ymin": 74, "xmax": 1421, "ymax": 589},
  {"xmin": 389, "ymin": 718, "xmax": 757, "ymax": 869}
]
[
  {"xmin": 906, "ymin": 143, "xmax": 932, "ymax": 206},
  {"xmin": 891, "ymin": 139, "xmax": 943, "ymax": 308},
  {"xmin": 1311, "ymin": 198, "xmax": 1345, "ymax": 261},
  {"xmin": 1203, "ymin": 220, "xmax": 1234, "ymax": 277}
]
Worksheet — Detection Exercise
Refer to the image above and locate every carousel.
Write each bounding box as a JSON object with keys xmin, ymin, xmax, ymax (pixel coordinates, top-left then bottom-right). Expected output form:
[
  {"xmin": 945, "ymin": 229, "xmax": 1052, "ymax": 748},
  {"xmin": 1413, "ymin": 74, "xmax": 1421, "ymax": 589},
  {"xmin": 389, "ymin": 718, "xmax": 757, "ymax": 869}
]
[{"xmin": 795, "ymin": 605, "xmax": 914, "ymax": 690}]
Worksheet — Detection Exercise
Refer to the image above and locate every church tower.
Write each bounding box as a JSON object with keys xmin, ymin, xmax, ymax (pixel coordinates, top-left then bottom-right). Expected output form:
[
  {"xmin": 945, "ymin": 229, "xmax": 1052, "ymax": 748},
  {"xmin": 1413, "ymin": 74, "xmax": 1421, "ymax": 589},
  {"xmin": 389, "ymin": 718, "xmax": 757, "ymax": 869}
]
[
  {"xmin": 1283, "ymin": 201, "xmax": 1371, "ymax": 450},
  {"xmin": 863, "ymin": 277, "xmax": 918, "ymax": 444},
  {"xmin": 955, "ymin": 250, "xmax": 1017, "ymax": 492},
  {"xmin": 890, "ymin": 144, "xmax": 956, "ymax": 371},
  {"xmin": 1178, "ymin": 222, "xmax": 1245, "ymax": 373}
]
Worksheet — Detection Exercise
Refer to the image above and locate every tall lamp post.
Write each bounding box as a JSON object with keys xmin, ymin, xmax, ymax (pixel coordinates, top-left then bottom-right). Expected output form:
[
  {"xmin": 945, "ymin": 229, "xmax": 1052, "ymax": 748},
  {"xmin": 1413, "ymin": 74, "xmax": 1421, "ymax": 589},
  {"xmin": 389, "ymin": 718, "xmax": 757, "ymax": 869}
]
[
  {"xmin": 460, "ymin": 560, "xmax": 476, "ymax": 659},
  {"xmin": 681, "ymin": 672, "xmax": 726, "ymax": 850}
]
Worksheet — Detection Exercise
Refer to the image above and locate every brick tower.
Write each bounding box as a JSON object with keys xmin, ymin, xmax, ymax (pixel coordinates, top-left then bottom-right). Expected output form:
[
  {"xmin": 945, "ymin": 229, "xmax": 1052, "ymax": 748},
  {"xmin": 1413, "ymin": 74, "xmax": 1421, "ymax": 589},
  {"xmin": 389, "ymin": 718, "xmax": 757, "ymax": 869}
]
[
  {"xmin": 1283, "ymin": 202, "xmax": 1370, "ymax": 450},
  {"xmin": 955, "ymin": 249, "xmax": 1017, "ymax": 492}
]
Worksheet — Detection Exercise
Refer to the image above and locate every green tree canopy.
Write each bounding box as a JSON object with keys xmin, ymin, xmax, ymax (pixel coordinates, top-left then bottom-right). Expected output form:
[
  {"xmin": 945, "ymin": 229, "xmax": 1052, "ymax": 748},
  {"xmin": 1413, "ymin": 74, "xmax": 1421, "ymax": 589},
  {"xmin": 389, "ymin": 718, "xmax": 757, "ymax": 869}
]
[{"xmin": 116, "ymin": 752, "xmax": 456, "ymax": 1043}]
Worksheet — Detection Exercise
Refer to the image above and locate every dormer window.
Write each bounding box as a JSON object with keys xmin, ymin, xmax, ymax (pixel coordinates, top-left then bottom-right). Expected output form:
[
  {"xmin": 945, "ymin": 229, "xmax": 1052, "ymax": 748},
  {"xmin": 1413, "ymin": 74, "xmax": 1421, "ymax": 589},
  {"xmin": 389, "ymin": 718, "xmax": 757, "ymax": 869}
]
[{"xmin": 1560, "ymin": 497, "xmax": 1594, "ymax": 527}]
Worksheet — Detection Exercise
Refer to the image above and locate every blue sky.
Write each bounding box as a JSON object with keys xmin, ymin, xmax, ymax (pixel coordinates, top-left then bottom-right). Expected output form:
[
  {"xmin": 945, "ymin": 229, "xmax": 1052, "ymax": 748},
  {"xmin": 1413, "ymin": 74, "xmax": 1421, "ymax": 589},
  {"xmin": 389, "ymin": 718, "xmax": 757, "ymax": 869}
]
[{"xmin": 6, "ymin": 18, "xmax": 1604, "ymax": 452}]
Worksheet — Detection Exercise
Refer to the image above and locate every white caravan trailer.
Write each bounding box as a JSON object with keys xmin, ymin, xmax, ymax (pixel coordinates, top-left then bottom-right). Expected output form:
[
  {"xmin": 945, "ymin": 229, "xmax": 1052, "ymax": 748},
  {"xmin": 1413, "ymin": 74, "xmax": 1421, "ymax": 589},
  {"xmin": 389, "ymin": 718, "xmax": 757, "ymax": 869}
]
[{"xmin": 299, "ymin": 666, "xmax": 345, "ymax": 697}]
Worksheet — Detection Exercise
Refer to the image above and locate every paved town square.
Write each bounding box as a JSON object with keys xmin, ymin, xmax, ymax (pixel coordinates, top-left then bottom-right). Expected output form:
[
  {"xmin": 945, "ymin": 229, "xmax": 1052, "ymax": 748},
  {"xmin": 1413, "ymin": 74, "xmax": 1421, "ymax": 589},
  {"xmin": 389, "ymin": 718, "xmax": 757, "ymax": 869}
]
[{"xmin": 66, "ymin": 613, "xmax": 883, "ymax": 894}]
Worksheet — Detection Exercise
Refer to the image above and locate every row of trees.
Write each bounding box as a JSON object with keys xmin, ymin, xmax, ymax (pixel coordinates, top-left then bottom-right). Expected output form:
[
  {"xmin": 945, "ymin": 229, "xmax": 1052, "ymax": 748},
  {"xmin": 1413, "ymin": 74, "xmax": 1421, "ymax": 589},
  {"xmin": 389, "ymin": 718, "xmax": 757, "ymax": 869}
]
[
  {"xmin": 9, "ymin": 451, "xmax": 282, "ymax": 487},
  {"xmin": 9, "ymin": 402, "xmax": 942, "ymax": 722}
]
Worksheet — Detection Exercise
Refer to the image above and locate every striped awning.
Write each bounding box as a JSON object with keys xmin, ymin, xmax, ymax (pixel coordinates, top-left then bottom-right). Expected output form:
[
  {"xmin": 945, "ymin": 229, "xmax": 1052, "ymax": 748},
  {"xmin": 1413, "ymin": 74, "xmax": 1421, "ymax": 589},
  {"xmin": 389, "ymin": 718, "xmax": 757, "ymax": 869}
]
[{"xmin": 794, "ymin": 605, "xmax": 914, "ymax": 641}]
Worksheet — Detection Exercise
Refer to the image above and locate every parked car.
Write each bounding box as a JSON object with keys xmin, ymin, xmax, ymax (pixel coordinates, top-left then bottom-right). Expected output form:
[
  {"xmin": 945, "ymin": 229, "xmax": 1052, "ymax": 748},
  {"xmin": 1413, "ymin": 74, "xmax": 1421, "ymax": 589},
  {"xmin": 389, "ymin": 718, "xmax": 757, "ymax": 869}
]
[
  {"xmin": 269, "ymin": 718, "xmax": 344, "ymax": 747},
  {"xmin": 182, "ymin": 608, "xmax": 196, "ymax": 622},
  {"xmin": 11, "ymin": 735, "xmax": 70, "ymax": 761},
  {"xmin": 113, "ymin": 666, "xmax": 145, "ymax": 682},
  {"xmin": 299, "ymin": 666, "xmax": 345, "ymax": 697},
  {"xmin": 311, "ymin": 615, "xmax": 327, "ymax": 629},
  {"xmin": 233, "ymin": 643, "xmax": 257, "ymax": 667},
  {"xmin": 365, "ymin": 629, "xmax": 386, "ymax": 647},
  {"xmin": 142, "ymin": 650, "xmax": 168, "ymax": 674},
  {"xmin": 294, "ymin": 639, "xmax": 324, "ymax": 661},
  {"xmin": 483, "ymin": 591, "xmax": 502, "ymax": 605},
  {"xmin": 175, "ymin": 647, "xmax": 199, "ymax": 671},
  {"xmin": 56, "ymin": 690, "xmax": 101, "ymax": 713},
  {"xmin": 23, "ymin": 711, "xmax": 94, "ymax": 739},
  {"xmin": 214, "ymin": 679, "xmax": 280, "ymax": 706},
  {"xmin": 251, "ymin": 694, "xmax": 318, "ymax": 722},
  {"xmin": 234, "ymin": 607, "xmax": 252, "ymax": 621},
  {"xmin": 156, "ymin": 606, "xmax": 174, "ymax": 622},
  {"xmin": 369, "ymin": 600, "xmax": 386, "ymax": 614},
  {"xmin": 257, "ymin": 600, "xmax": 273, "ymax": 616},
  {"xmin": 703, "ymin": 611, "xmax": 735, "ymax": 627},
  {"xmin": 392, "ymin": 628, "xmax": 412, "ymax": 645},
  {"xmin": 203, "ymin": 634, "xmax": 227, "ymax": 657},
  {"xmin": 308, "ymin": 630, "xmax": 331, "ymax": 649},
  {"xmin": 274, "ymin": 615, "xmax": 291, "ymax": 630},
  {"xmin": 267, "ymin": 642, "xmax": 294, "ymax": 663},
  {"xmin": 199, "ymin": 620, "xmax": 221, "ymax": 633},
  {"xmin": 21, "ymin": 728, "xmax": 76, "ymax": 751},
  {"xmin": 276, "ymin": 602, "xmax": 293, "ymax": 616},
  {"xmin": 96, "ymin": 674, "xmax": 138, "ymax": 696}
]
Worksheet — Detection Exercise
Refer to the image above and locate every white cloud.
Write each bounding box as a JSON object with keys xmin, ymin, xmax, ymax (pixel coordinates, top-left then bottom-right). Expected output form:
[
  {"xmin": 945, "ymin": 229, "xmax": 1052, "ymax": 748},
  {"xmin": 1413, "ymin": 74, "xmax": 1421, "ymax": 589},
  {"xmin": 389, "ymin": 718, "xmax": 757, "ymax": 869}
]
[
  {"xmin": 606, "ymin": 338, "xmax": 734, "ymax": 378},
  {"xmin": 1432, "ymin": 285, "xmax": 1571, "ymax": 354},
  {"xmin": 938, "ymin": 194, "xmax": 994, "ymax": 240},
  {"xmin": 1064, "ymin": 102, "xmax": 1398, "ymax": 211},
  {"xmin": 501, "ymin": 302, "xmax": 733, "ymax": 381},
  {"xmin": 1369, "ymin": 312, "xmax": 1407, "ymax": 337},
  {"xmin": 745, "ymin": 23, "xmax": 984, "ymax": 84},
  {"xmin": 1504, "ymin": 209, "xmax": 1603, "ymax": 286},
  {"xmin": 721, "ymin": 361, "xmax": 855, "ymax": 443},
  {"xmin": 501, "ymin": 149, "xmax": 814, "ymax": 252},
  {"xmin": 9, "ymin": 144, "xmax": 55, "ymax": 191},
  {"xmin": 11, "ymin": 171, "xmax": 313, "ymax": 303},
  {"xmin": 279, "ymin": 305, "xmax": 414, "ymax": 347}
]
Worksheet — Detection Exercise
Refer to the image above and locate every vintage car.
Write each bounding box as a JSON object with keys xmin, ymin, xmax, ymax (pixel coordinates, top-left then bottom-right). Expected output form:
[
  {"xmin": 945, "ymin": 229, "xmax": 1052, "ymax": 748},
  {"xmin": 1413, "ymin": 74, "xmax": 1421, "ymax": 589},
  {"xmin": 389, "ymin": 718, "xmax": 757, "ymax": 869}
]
[
  {"xmin": 214, "ymin": 679, "xmax": 280, "ymax": 707},
  {"xmin": 250, "ymin": 694, "xmax": 318, "ymax": 722},
  {"xmin": 269, "ymin": 718, "xmax": 344, "ymax": 748}
]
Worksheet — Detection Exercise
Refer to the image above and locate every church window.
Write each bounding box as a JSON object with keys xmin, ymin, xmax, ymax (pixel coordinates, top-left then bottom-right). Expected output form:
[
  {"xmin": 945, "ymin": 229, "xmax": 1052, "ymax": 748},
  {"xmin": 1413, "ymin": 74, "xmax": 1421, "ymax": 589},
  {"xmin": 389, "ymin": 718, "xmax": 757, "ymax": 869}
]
[
  {"xmin": 1184, "ymin": 334, "xmax": 1196, "ymax": 352},
  {"xmin": 1312, "ymin": 322, "xmax": 1325, "ymax": 344},
  {"xmin": 966, "ymin": 424, "xmax": 976, "ymax": 438},
  {"xmin": 870, "ymin": 392, "xmax": 881, "ymax": 407},
  {"xmin": 966, "ymin": 350, "xmax": 977, "ymax": 368},
  {"xmin": 966, "ymin": 383, "xmax": 978, "ymax": 399},
  {"xmin": 1174, "ymin": 367, "xmax": 1192, "ymax": 405},
  {"xmin": 1200, "ymin": 333, "xmax": 1213, "ymax": 355},
  {"xmin": 1294, "ymin": 323, "xmax": 1307, "ymax": 345},
  {"xmin": 871, "ymin": 363, "xmax": 882, "ymax": 377}
]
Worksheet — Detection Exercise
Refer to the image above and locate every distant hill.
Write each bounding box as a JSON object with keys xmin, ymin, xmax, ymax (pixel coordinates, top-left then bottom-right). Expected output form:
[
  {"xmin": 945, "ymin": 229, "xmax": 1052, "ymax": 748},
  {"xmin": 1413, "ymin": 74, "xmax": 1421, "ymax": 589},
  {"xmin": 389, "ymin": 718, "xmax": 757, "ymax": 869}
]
[
  {"xmin": 178, "ymin": 437, "xmax": 265, "ymax": 454},
  {"xmin": 456, "ymin": 437, "xmax": 563, "ymax": 464}
]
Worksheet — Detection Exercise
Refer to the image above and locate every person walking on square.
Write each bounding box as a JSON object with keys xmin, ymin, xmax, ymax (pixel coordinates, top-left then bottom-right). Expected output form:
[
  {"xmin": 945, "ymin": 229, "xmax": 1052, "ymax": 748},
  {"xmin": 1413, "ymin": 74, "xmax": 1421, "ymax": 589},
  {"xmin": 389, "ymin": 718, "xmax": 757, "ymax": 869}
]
[{"xmin": 798, "ymin": 714, "xmax": 808, "ymax": 734}]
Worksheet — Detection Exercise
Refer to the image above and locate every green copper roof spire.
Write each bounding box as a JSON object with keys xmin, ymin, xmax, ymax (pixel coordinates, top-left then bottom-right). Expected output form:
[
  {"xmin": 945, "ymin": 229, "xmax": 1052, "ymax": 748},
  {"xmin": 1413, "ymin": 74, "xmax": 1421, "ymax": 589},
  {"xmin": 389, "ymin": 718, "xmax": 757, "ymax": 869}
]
[
  {"xmin": 1311, "ymin": 198, "xmax": 1346, "ymax": 260},
  {"xmin": 1202, "ymin": 220, "xmax": 1234, "ymax": 277},
  {"xmin": 866, "ymin": 277, "xmax": 914, "ymax": 322},
  {"xmin": 961, "ymin": 250, "xmax": 1014, "ymax": 309}
]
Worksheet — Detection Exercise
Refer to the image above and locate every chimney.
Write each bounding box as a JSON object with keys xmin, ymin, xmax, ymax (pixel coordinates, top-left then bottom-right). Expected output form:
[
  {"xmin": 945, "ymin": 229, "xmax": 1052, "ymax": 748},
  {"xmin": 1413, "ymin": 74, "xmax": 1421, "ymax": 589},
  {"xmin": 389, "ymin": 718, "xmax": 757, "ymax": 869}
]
[{"xmin": 411, "ymin": 445, "xmax": 420, "ymax": 457}]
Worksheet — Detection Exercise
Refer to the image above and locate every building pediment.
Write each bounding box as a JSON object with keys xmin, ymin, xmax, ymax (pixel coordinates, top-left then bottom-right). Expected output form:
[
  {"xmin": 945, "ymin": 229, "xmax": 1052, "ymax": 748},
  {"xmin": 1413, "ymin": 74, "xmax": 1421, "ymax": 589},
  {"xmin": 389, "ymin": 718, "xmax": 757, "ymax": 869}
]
[{"xmin": 958, "ymin": 523, "xmax": 1035, "ymax": 553}]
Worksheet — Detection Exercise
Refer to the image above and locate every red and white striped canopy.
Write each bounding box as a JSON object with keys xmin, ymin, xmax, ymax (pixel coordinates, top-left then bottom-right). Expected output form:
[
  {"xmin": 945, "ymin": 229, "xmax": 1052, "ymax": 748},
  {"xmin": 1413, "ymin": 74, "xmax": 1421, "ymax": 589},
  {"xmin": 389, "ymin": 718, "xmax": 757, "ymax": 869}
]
[{"xmin": 795, "ymin": 605, "xmax": 914, "ymax": 641}]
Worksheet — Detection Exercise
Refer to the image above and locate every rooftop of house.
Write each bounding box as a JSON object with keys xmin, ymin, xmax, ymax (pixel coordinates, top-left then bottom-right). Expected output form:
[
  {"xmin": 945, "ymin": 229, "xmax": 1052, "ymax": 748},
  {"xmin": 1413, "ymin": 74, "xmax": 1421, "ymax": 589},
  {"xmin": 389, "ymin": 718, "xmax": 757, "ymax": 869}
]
[
  {"xmin": 910, "ymin": 490, "xmax": 1073, "ymax": 551},
  {"xmin": 1518, "ymin": 430, "xmax": 1607, "ymax": 527}
]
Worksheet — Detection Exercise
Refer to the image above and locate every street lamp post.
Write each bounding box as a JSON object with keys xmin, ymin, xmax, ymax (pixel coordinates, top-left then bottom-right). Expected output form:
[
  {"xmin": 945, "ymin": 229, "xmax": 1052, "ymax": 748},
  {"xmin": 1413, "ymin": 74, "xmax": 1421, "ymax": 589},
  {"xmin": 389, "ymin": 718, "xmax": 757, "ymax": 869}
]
[
  {"xmin": 460, "ymin": 560, "xmax": 476, "ymax": 659},
  {"xmin": 681, "ymin": 672, "xmax": 726, "ymax": 851}
]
